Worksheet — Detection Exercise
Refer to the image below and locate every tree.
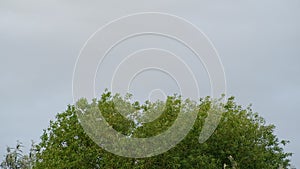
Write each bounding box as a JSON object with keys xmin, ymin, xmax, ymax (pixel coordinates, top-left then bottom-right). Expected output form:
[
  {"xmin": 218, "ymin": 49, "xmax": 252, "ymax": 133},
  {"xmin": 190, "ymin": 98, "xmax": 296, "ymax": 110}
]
[
  {"xmin": 1, "ymin": 91, "xmax": 292, "ymax": 168},
  {"xmin": 1, "ymin": 141, "xmax": 35, "ymax": 169}
]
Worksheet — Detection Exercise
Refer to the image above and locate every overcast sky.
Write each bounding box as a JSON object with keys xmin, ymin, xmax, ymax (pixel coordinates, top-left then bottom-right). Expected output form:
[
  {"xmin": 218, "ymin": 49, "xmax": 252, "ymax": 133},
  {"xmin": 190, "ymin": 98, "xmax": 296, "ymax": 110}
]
[{"xmin": 1, "ymin": 0, "xmax": 299, "ymax": 167}]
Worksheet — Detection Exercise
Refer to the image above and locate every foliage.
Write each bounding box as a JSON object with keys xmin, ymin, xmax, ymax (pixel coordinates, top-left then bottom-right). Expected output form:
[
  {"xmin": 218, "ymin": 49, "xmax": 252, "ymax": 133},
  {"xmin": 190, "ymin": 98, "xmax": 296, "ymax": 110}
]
[
  {"xmin": 1, "ymin": 92, "xmax": 292, "ymax": 168},
  {"xmin": 0, "ymin": 141, "xmax": 35, "ymax": 169}
]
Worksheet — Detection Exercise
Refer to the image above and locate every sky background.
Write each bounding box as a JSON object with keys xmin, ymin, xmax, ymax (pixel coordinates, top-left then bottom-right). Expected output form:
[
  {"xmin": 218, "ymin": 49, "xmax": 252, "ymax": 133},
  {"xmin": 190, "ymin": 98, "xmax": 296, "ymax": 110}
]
[{"xmin": 1, "ymin": 0, "xmax": 299, "ymax": 167}]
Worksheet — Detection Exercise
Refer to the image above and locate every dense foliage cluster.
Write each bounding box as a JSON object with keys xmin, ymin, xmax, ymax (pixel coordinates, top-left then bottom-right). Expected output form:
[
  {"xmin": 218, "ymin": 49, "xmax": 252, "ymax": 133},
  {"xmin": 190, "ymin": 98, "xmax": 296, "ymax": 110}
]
[{"xmin": 1, "ymin": 92, "xmax": 292, "ymax": 168}]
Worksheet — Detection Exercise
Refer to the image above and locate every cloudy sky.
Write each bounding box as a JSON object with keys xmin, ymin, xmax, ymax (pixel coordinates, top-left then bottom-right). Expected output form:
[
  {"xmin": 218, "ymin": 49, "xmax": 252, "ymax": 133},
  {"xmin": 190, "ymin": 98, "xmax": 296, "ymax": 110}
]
[{"xmin": 1, "ymin": 0, "xmax": 299, "ymax": 167}]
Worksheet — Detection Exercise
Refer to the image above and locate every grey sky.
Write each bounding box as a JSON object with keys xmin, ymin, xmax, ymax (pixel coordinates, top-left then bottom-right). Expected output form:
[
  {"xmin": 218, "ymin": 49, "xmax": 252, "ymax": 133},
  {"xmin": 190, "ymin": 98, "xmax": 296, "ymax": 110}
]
[{"xmin": 1, "ymin": 0, "xmax": 299, "ymax": 167}]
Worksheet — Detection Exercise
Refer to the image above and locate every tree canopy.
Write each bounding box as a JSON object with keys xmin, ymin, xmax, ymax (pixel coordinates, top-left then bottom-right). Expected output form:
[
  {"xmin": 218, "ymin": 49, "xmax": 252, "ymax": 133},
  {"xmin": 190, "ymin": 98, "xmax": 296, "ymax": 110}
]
[{"xmin": 1, "ymin": 91, "xmax": 292, "ymax": 168}]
